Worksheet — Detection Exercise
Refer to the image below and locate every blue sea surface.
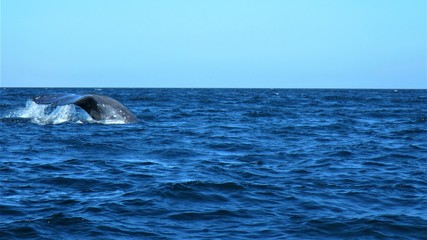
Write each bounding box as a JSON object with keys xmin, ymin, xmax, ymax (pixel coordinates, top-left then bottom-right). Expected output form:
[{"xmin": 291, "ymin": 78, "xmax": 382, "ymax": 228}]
[{"xmin": 1, "ymin": 88, "xmax": 426, "ymax": 239}]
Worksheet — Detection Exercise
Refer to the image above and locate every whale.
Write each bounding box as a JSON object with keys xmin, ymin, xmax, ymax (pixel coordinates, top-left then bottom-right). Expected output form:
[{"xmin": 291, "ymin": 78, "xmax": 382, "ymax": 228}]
[{"xmin": 32, "ymin": 94, "xmax": 138, "ymax": 123}]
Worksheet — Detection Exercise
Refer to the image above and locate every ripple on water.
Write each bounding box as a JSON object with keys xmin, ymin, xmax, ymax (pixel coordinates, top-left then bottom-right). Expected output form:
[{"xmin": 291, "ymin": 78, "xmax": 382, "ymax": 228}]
[{"xmin": 1, "ymin": 88, "xmax": 426, "ymax": 239}]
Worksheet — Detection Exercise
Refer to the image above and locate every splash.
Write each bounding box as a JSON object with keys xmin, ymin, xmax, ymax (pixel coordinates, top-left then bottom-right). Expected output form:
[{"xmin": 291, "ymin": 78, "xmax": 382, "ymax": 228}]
[
  {"xmin": 3, "ymin": 101, "xmax": 128, "ymax": 125},
  {"xmin": 4, "ymin": 101, "xmax": 89, "ymax": 125}
]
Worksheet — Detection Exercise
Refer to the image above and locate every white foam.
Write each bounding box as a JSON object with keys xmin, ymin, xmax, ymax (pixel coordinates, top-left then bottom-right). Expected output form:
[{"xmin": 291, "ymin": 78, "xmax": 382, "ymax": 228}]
[
  {"xmin": 6, "ymin": 101, "xmax": 78, "ymax": 125},
  {"xmin": 98, "ymin": 119, "xmax": 127, "ymax": 125}
]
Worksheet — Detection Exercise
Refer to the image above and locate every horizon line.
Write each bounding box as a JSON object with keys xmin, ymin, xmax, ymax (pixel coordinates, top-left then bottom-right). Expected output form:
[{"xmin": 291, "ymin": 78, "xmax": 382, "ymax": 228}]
[{"xmin": 1, "ymin": 86, "xmax": 426, "ymax": 90}]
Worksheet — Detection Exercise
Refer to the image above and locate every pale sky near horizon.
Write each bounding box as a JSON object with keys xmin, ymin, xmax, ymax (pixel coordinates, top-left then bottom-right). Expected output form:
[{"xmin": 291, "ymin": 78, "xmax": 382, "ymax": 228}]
[{"xmin": 1, "ymin": 0, "xmax": 426, "ymax": 88}]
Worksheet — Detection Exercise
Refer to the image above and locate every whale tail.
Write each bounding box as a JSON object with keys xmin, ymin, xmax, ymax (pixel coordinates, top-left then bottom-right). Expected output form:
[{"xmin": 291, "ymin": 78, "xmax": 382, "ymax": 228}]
[{"xmin": 33, "ymin": 94, "xmax": 138, "ymax": 123}]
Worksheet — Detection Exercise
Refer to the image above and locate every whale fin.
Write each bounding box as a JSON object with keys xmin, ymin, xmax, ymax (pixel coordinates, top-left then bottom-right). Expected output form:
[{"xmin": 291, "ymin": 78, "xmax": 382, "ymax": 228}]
[
  {"xmin": 32, "ymin": 94, "xmax": 138, "ymax": 123},
  {"xmin": 33, "ymin": 94, "xmax": 88, "ymax": 106}
]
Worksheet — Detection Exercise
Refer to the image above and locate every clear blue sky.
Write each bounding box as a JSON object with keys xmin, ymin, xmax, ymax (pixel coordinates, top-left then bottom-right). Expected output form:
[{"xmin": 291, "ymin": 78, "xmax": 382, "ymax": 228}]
[{"xmin": 1, "ymin": 0, "xmax": 426, "ymax": 88}]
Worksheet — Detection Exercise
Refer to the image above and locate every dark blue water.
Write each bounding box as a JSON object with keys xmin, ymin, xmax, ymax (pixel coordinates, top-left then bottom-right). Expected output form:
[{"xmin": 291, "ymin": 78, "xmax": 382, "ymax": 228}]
[{"xmin": 1, "ymin": 88, "xmax": 426, "ymax": 239}]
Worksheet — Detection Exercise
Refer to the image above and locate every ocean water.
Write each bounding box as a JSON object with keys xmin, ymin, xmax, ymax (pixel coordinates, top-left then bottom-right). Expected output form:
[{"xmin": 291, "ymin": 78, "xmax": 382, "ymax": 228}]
[{"xmin": 1, "ymin": 88, "xmax": 426, "ymax": 240}]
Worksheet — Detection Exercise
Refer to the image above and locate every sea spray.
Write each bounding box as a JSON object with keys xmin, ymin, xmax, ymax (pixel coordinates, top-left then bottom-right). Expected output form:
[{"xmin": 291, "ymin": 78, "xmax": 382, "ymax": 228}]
[{"xmin": 7, "ymin": 100, "xmax": 78, "ymax": 125}]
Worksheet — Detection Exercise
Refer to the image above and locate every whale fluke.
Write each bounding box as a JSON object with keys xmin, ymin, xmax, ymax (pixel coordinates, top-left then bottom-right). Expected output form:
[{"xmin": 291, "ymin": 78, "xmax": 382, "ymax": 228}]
[{"xmin": 33, "ymin": 94, "xmax": 138, "ymax": 123}]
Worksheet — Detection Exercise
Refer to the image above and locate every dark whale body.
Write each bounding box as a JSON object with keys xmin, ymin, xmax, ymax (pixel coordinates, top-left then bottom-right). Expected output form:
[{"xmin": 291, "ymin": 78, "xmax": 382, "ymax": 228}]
[{"xmin": 33, "ymin": 94, "xmax": 138, "ymax": 123}]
